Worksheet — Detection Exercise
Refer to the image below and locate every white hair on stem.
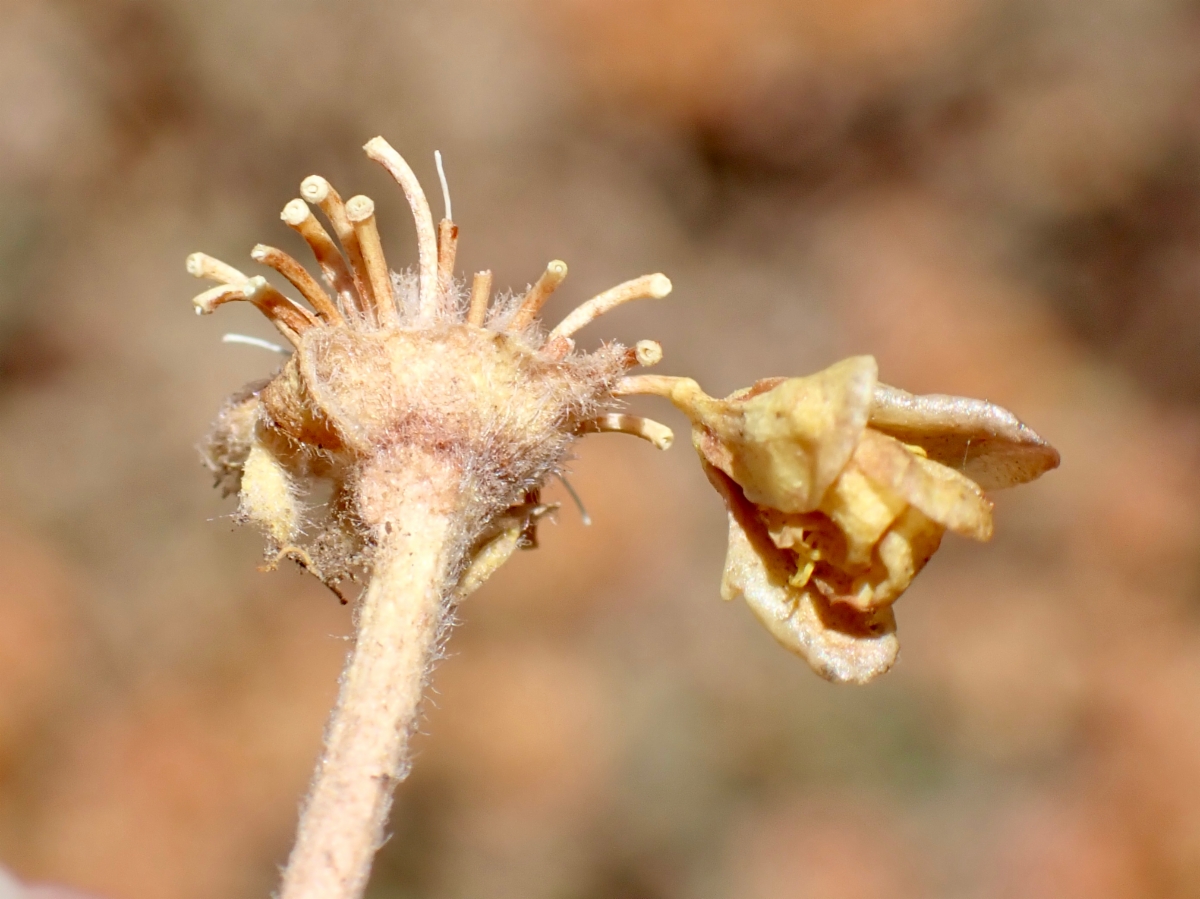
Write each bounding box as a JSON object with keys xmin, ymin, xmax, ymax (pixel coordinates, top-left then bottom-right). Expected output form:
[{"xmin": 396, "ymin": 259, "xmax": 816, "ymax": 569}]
[{"xmin": 556, "ymin": 473, "xmax": 592, "ymax": 526}]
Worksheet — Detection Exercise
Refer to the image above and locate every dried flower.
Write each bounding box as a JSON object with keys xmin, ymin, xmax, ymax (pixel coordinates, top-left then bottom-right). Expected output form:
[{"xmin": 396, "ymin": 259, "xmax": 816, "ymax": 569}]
[
  {"xmin": 618, "ymin": 357, "xmax": 1059, "ymax": 683},
  {"xmin": 189, "ymin": 137, "xmax": 675, "ymax": 899},
  {"xmin": 191, "ymin": 139, "xmax": 676, "ymax": 605},
  {"xmin": 188, "ymin": 136, "xmax": 1058, "ymax": 898}
]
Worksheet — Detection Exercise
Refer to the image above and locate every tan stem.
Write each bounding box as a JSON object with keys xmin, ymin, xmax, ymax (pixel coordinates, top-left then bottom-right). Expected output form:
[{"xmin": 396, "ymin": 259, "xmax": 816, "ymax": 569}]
[{"xmin": 278, "ymin": 451, "xmax": 461, "ymax": 899}]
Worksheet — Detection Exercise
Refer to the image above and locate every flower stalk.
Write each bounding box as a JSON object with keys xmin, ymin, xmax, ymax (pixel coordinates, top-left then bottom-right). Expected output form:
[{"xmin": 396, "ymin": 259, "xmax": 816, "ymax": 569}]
[{"xmin": 279, "ymin": 448, "xmax": 459, "ymax": 899}]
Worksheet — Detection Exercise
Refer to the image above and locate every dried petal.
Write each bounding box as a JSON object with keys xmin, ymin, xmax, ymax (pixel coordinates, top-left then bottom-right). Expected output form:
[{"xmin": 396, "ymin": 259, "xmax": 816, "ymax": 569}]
[
  {"xmin": 860, "ymin": 506, "xmax": 944, "ymax": 607},
  {"xmin": 869, "ymin": 383, "xmax": 1060, "ymax": 490},
  {"xmin": 723, "ymin": 510, "xmax": 899, "ymax": 684},
  {"xmin": 707, "ymin": 462, "xmax": 899, "ymax": 683},
  {"xmin": 819, "ymin": 458, "xmax": 908, "ymax": 565},
  {"xmin": 851, "ymin": 429, "xmax": 994, "ymax": 541},
  {"xmin": 690, "ymin": 356, "xmax": 878, "ymax": 513}
]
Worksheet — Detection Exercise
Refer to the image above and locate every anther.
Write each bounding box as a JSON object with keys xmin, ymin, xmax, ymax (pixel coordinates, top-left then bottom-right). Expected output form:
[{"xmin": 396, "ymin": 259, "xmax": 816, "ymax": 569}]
[
  {"xmin": 508, "ymin": 260, "xmax": 568, "ymax": 332},
  {"xmin": 548, "ymin": 273, "xmax": 672, "ymax": 340},
  {"xmin": 345, "ymin": 195, "xmax": 398, "ymax": 327}
]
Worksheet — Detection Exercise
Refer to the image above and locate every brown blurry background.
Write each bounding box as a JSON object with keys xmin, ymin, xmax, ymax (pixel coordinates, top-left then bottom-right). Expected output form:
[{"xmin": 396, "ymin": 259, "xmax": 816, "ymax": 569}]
[{"xmin": 2, "ymin": 0, "xmax": 1199, "ymax": 896}]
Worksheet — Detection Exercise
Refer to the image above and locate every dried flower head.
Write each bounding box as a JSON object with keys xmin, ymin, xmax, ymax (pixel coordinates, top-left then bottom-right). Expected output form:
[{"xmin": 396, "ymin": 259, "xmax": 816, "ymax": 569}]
[
  {"xmin": 618, "ymin": 357, "xmax": 1059, "ymax": 683},
  {"xmin": 191, "ymin": 137, "xmax": 675, "ymax": 605},
  {"xmin": 188, "ymin": 137, "xmax": 1058, "ymax": 899}
]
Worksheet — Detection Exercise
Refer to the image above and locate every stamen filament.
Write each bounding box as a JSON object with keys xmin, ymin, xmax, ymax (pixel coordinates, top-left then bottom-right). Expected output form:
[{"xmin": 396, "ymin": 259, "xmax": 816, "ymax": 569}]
[
  {"xmin": 580, "ymin": 413, "xmax": 674, "ymax": 450},
  {"xmin": 614, "ymin": 374, "xmax": 697, "ymax": 398},
  {"xmin": 192, "ymin": 279, "xmax": 309, "ymax": 348},
  {"xmin": 345, "ymin": 195, "xmax": 397, "ymax": 328},
  {"xmin": 363, "ymin": 137, "xmax": 438, "ymax": 320},
  {"xmin": 251, "ymin": 244, "xmax": 344, "ymax": 325},
  {"xmin": 244, "ymin": 276, "xmax": 320, "ymax": 335},
  {"xmin": 509, "ymin": 260, "xmax": 568, "ymax": 332},
  {"xmin": 548, "ymin": 274, "xmax": 672, "ymax": 340},
  {"xmin": 437, "ymin": 220, "xmax": 458, "ymax": 304},
  {"xmin": 301, "ymin": 175, "xmax": 373, "ymax": 317},
  {"xmin": 467, "ymin": 270, "xmax": 492, "ymax": 327},
  {"xmin": 281, "ymin": 200, "xmax": 360, "ymax": 318},
  {"xmin": 556, "ymin": 474, "xmax": 592, "ymax": 526},
  {"xmin": 192, "ymin": 283, "xmax": 246, "ymax": 314}
]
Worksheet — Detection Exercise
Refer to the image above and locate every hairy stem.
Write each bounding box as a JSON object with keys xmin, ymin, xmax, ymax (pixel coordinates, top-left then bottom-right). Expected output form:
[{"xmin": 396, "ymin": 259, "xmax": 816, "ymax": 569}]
[{"xmin": 279, "ymin": 450, "xmax": 461, "ymax": 899}]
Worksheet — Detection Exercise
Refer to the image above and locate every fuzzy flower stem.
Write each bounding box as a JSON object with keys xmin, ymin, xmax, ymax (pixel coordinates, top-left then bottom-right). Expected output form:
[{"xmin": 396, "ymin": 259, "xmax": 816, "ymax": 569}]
[{"xmin": 278, "ymin": 450, "xmax": 461, "ymax": 899}]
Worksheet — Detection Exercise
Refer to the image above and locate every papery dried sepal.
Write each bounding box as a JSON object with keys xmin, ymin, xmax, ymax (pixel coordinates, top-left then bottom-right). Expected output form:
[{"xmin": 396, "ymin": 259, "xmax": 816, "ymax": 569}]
[
  {"xmin": 685, "ymin": 355, "xmax": 878, "ymax": 514},
  {"xmin": 869, "ymin": 383, "xmax": 1060, "ymax": 490}
]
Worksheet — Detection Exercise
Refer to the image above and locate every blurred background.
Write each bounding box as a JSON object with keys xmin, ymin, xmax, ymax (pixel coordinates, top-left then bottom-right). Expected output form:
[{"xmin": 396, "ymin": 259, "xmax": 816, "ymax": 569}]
[{"xmin": 2, "ymin": 0, "xmax": 1199, "ymax": 896}]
